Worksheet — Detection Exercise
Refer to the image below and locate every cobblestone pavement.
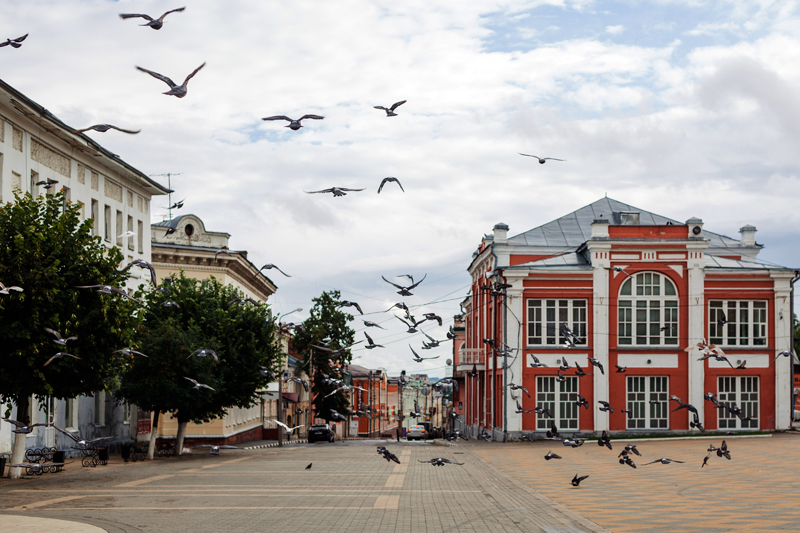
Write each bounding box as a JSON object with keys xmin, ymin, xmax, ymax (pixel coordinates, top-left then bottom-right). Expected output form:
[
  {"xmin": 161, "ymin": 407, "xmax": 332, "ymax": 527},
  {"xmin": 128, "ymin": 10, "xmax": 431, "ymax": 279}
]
[
  {"xmin": 0, "ymin": 439, "xmax": 608, "ymax": 533},
  {"xmin": 470, "ymin": 432, "xmax": 800, "ymax": 533}
]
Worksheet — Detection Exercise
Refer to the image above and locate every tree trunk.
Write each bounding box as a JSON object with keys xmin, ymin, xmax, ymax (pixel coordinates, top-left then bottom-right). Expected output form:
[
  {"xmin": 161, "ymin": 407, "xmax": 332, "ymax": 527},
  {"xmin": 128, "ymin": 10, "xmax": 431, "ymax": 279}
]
[
  {"xmin": 175, "ymin": 417, "xmax": 189, "ymax": 455},
  {"xmin": 147, "ymin": 411, "xmax": 160, "ymax": 460},
  {"xmin": 8, "ymin": 395, "xmax": 30, "ymax": 480}
]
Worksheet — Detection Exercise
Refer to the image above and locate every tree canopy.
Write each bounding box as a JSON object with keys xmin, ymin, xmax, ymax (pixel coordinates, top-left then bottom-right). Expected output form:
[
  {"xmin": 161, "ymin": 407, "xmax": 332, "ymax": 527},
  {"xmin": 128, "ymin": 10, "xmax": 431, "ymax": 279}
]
[
  {"xmin": 0, "ymin": 191, "xmax": 136, "ymax": 417},
  {"xmin": 116, "ymin": 273, "xmax": 282, "ymax": 429},
  {"xmin": 290, "ymin": 290, "xmax": 356, "ymax": 422}
]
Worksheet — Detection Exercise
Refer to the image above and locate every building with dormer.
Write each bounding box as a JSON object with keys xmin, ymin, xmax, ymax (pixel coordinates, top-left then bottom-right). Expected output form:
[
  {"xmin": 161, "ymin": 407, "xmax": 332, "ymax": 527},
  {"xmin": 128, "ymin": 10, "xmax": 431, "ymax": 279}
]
[
  {"xmin": 457, "ymin": 198, "xmax": 797, "ymax": 439},
  {"xmin": 146, "ymin": 214, "xmax": 281, "ymax": 445}
]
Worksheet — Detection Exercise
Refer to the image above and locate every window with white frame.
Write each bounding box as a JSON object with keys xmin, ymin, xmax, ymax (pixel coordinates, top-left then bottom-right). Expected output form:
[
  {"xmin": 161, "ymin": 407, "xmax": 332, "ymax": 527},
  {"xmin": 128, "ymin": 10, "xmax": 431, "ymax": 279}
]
[
  {"xmin": 718, "ymin": 376, "xmax": 759, "ymax": 429},
  {"xmin": 709, "ymin": 301, "xmax": 767, "ymax": 346},
  {"xmin": 618, "ymin": 273, "xmax": 678, "ymax": 346},
  {"xmin": 94, "ymin": 391, "xmax": 106, "ymax": 426},
  {"xmin": 626, "ymin": 376, "xmax": 669, "ymax": 429},
  {"xmin": 64, "ymin": 397, "xmax": 78, "ymax": 429},
  {"xmin": 123, "ymin": 402, "xmax": 131, "ymax": 425},
  {"xmin": 527, "ymin": 299, "xmax": 587, "ymax": 346},
  {"xmin": 535, "ymin": 376, "xmax": 578, "ymax": 430}
]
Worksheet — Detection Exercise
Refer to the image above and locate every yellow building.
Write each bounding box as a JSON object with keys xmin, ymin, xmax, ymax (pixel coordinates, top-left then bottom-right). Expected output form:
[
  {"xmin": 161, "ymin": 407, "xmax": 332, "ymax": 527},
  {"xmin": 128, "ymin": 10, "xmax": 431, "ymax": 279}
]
[{"xmin": 144, "ymin": 214, "xmax": 282, "ymax": 445}]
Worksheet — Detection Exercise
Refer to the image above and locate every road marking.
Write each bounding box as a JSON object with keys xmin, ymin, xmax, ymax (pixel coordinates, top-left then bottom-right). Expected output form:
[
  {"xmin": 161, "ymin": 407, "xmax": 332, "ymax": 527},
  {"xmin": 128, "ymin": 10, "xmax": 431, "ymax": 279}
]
[
  {"xmin": 115, "ymin": 474, "xmax": 174, "ymax": 487},
  {"xmin": 7, "ymin": 495, "xmax": 85, "ymax": 511},
  {"xmin": 384, "ymin": 474, "xmax": 405, "ymax": 488},
  {"xmin": 392, "ymin": 464, "xmax": 408, "ymax": 473},
  {"xmin": 373, "ymin": 495, "xmax": 400, "ymax": 509}
]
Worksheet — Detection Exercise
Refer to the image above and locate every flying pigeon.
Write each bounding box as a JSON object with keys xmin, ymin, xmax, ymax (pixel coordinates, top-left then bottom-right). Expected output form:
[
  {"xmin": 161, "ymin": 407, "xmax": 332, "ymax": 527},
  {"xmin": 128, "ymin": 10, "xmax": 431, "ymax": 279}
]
[
  {"xmin": 0, "ymin": 34, "xmax": 28, "ymax": 48},
  {"xmin": 263, "ymin": 115, "xmax": 324, "ymax": 130},
  {"xmin": 136, "ymin": 63, "xmax": 205, "ymax": 98},
  {"xmin": 374, "ymin": 100, "xmax": 406, "ymax": 116},
  {"xmin": 377, "ymin": 177, "xmax": 404, "ymax": 193},
  {"xmin": 120, "ymin": 7, "xmax": 185, "ymax": 30},
  {"xmin": 520, "ymin": 153, "xmax": 565, "ymax": 164}
]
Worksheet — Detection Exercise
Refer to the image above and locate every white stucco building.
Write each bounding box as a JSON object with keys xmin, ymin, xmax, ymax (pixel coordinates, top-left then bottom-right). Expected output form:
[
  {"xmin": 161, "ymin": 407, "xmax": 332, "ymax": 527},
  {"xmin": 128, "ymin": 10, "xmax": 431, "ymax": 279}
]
[{"xmin": 0, "ymin": 78, "xmax": 169, "ymax": 458}]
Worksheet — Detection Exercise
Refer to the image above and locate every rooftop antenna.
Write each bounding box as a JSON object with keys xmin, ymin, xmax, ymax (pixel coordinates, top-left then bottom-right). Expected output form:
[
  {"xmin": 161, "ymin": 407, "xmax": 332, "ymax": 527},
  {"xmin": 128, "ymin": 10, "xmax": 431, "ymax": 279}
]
[{"xmin": 150, "ymin": 173, "xmax": 182, "ymax": 220}]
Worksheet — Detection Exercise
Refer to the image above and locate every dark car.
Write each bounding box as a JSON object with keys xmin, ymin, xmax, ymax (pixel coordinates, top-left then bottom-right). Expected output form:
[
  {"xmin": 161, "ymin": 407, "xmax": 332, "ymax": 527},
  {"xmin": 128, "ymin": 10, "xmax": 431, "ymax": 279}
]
[{"xmin": 307, "ymin": 424, "xmax": 335, "ymax": 443}]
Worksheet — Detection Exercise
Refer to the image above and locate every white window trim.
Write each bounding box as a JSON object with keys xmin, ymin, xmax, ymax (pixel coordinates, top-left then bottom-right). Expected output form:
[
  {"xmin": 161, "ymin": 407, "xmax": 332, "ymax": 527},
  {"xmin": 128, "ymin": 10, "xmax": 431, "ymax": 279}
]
[
  {"xmin": 526, "ymin": 299, "xmax": 587, "ymax": 347},
  {"xmin": 709, "ymin": 300, "xmax": 768, "ymax": 347},
  {"xmin": 618, "ymin": 272, "xmax": 679, "ymax": 347},
  {"xmin": 717, "ymin": 376, "xmax": 759, "ymax": 430},
  {"xmin": 626, "ymin": 375, "xmax": 669, "ymax": 430},
  {"xmin": 535, "ymin": 375, "xmax": 579, "ymax": 431},
  {"xmin": 94, "ymin": 391, "xmax": 106, "ymax": 426}
]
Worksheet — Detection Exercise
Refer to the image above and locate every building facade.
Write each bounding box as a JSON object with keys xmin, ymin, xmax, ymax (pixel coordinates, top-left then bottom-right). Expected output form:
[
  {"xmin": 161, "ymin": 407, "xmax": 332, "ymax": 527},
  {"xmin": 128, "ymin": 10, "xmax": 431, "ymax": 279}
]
[
  {"xmin": 458, "ymin": 198, "xmax": 797, "ymax": 439},
  {"xmin": 147, "ymin": 214, "xmax": 281, "ymax": 446},
  {"xmin": 0, "ymin": 79, "xmax": 169, "ymax": 458}
]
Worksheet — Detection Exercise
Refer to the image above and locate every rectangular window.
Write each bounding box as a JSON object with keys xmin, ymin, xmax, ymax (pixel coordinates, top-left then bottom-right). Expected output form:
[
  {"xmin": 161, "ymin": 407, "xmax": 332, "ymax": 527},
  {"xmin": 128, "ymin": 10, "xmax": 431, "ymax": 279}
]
[
  {"xmin": 709, "ymin": 301, "xmax": 767, "ymax": 346},
  {"xmin": 64, "ymin": 397, "xmax": 77, "ymax": 430},
  {"xmin": 127, "ymin": 216, "xmax": 134, "ymax": 250},
  {"xmin": 104, "ymin": 205, "xmax": 111, "ymax": 241},
  {"xmin": 61, "ymin": 186, "xmax": 71, "ymax": 213},
  {"xmin": 618, "ymin": 300, "xmax": 678, "ymax": 346},
  {"xmin": 137, "ymin": 220, "xmax": 143, "ymax": 253},
  {"xmin": 536, "ymin": 376, "xmax": 578, "ymax": 430},
  {"xmin": 527, "ymin": 299, "xmax": 587, "ymax": 345},
  {"xmin": 626, "ymin": 376, "xmax": 668, "ymax": 429},
  {"xmin": 123, "ymin": 402, "xmax": 131, "ymax": 425},
  {"xmin": 718, "ymin": 376, "xmax": 759, "ymax": 429},
  {"xmin": 90, "ymin": 200, "xmax": 99, "ymax": 235},
  {"xmin": 116, "ymin": 210, "xmax": 123, "ymax": 247},
  {"xmin": 30, "ymin": 170, "xmax": 39, "ymax": 194},
  {"xmin": 94, "ymin": 391, "xmax": 106, "ymax": 426}
]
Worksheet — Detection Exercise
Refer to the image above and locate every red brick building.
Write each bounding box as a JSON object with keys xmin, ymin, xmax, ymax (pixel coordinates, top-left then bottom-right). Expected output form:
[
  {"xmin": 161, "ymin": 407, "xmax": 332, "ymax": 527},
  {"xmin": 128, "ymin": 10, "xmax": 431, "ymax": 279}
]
[{"xmin": 457, "ymin": 198, "xmax": 797, "ymax": 439}]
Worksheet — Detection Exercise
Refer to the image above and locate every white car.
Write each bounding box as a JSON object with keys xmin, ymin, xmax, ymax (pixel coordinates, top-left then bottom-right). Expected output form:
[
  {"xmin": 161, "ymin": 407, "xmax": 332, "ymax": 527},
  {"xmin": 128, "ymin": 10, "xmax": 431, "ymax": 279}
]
[{"xmin": 407, "ymin": 425, "xmax": 427, "ymax": 441}]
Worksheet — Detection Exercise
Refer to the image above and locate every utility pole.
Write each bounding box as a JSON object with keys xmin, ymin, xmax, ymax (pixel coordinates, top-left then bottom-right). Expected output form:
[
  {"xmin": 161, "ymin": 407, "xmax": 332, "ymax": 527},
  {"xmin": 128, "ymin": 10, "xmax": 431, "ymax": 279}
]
[{"xmin": 149, "ymin": 172, "xmax": 182, "ymax": 220}]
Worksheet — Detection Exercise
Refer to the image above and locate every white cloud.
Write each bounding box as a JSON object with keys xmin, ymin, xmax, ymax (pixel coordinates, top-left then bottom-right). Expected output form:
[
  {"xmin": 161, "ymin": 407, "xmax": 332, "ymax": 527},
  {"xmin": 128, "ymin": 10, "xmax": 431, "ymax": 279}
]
[
  {"xmin": 606, "ymin": 24, "xmax": 625, "ymax": 34},
  {"xmin": 1, "ymin": 0, "xmax": 799, "ymax": 374}
]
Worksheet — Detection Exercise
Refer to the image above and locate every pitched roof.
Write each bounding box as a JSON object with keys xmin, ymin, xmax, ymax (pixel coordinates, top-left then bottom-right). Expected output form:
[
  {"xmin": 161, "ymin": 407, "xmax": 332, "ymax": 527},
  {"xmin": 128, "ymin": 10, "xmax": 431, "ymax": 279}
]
[{"xmin": 507, "ymin": 197, "xmax": 741, "ymax": 249}]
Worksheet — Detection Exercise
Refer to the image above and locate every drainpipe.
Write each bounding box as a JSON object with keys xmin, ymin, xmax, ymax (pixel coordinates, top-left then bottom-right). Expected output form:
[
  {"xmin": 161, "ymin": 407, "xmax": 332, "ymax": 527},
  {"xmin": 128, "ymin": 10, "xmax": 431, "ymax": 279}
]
[{"xmin": 501, "ymin": 274, "xmax": 508, "ymax": 443}]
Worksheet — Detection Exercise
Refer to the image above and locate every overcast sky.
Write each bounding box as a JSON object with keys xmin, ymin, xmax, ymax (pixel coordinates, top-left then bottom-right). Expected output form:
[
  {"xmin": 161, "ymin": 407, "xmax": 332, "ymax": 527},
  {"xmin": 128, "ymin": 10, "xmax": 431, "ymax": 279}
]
[{"xmin": 3, "ymin": 0, "xmax": 799, "ymax": 376}]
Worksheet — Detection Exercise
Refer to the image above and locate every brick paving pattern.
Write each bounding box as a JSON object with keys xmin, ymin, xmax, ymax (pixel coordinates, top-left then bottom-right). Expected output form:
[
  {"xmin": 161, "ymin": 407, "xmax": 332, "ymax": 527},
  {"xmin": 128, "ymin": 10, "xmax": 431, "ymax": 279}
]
[
  {"xmin": 0, "ymin": 439, "xmax": 607, "ymax": 533},
  {"xmin": 471, "ymin": 432, "xmax": 800, "ymax": 533}
]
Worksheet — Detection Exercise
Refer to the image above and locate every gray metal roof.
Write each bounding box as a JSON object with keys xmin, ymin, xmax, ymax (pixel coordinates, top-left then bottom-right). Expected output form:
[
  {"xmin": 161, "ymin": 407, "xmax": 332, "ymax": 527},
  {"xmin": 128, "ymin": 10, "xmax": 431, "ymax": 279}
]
[
  {"xmin": 704, "ymin": 255, "xmax": 787, "ymax": 270},
  {"xmin": 152, "ymin": 215, "xmax": 190, "ymax": 228},
  {"xmin": 506, "ymin": 197, "xmax": 741, "ymax": 249},
  {"xmin": 506, "ymin": 252, "xmax": 591, "ymax": 270}
]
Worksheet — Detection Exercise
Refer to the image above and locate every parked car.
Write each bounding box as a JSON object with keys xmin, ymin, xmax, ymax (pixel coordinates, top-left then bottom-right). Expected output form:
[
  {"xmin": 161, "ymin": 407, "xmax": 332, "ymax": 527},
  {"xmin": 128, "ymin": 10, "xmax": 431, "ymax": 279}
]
[
  {"xmin": 407, "ymin": 425, "xmax": 427, "ymax": 441},
  {"xmin": 307, "ymin": 424, "xmax": 335, "ymax": 443}
]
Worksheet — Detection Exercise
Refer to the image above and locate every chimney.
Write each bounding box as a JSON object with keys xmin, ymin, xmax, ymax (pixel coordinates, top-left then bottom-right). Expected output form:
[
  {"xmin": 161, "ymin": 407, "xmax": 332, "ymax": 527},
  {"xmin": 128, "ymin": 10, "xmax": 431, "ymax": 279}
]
[
  {"xmin": 493, "ymin": 223, "xmax": 509, "ymax": 244},
  {"xmin": 591, "ymin": 218, "xmax": 610, "ymax": 239},
  {"xmin": 739, "ymin": 224, "xmax": 757, "ymax": 246}
]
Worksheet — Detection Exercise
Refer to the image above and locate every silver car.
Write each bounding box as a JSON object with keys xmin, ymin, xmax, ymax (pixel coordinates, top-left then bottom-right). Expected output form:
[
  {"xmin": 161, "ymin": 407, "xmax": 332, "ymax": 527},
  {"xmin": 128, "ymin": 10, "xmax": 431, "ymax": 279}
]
[{"xmin": 407, "ymin": 425, "xmax": 427, "ymax": 441}]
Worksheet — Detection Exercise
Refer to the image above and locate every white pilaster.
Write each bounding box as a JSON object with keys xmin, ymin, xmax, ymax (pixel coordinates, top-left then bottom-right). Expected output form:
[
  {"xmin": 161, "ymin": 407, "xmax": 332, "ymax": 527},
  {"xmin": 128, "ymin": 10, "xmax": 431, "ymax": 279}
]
[
  {"xmin": 772, "ymin": 271, "xmax": 794, "ymax": 430},
  {"xmin": 505, "ymin": 278, "xmax": 525, "ymax": 432},
  {"xmin": 588, "ymin": 226, "xmax": 611, "ymax": 433},
  {"xmin": 686, "ymin": 243, "xmax": 708, "ymax": 425}
]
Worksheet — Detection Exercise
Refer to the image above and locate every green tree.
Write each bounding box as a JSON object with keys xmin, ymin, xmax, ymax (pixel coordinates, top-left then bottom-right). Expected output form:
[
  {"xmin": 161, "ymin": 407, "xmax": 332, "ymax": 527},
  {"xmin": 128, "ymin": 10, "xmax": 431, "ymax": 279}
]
[
  {"xmin": 117, "ymin": 272, "xmax": 281, "ymax": 456},
  {"xmin": 290, "ymin": 290, "xmax": 356, "ymax": 423},
  {"xmin": 0, "ymin": 191, "xmax": 136, "ymax": 477}
]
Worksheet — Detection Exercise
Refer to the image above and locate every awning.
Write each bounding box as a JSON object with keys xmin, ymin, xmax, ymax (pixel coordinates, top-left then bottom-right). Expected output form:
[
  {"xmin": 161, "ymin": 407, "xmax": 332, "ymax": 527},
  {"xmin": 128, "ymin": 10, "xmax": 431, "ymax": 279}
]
[{"xmin": 282, "ymin": 392, "xmax": 299, "ymax": 403}]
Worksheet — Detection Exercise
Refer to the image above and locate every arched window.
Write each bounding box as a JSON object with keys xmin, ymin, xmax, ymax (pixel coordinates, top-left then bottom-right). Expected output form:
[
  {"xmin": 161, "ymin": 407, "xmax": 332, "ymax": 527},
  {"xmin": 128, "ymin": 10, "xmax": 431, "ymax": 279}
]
[{"xmin": 618, "ymin": 272, "xmax": 678, "ymax": 346}]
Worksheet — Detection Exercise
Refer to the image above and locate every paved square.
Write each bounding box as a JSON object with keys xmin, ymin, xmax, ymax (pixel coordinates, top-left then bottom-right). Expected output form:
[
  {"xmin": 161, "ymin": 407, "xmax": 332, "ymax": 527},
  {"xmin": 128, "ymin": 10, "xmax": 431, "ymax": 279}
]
[
  {"xmin": 471, "ymin": 432, "xmax": 800, "ymax": 533},
  {"xmin": 0, "ymin": 439, "xmax": 607, "ymax": 533}
]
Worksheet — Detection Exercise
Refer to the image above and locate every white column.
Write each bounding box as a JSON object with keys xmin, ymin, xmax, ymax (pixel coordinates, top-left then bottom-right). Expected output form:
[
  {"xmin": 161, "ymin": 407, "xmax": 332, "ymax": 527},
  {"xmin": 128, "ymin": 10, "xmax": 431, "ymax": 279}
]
[
  {"xmin": 686, "ymin": 245, "xmax": 707, "ymax": 425},
  {"xmin": 591, "ymin": 244, "xmax": 611, "ymax": 432},
  {"xmin": 772, "ymin": 271, "xmax": 794, "ymax": 430},
  {"xmin": 505, "ymin": 279, "xmax": 525, "ymax": 433}
]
